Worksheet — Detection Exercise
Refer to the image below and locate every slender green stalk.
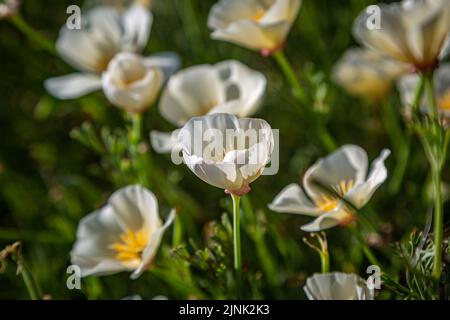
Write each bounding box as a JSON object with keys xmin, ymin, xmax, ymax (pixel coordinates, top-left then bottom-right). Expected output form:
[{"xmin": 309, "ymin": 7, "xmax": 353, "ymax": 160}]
[
  {"xmin": 129, "ymin": 113, "xmax": 147, "ymax": 187},
  {"xmin": 273, "ymin": 50, "xmax": 336, "ymax": 152},
  {"xmin": 9, "ymin": 15, "xmax": 56, "ymax": 55},
  {"xmin": 231, "ymin": 194, "xmax": 242, "ymax": 298},
  {"xmin": 424, "ymin": 73, "xmax": 445, "ymax": 280},
  {"xmin": 231, "ymin": 194, "xmax": 242, "ymax": 272},
  {"xmin": 273, "ymin": 50, "xmax": 306, "ymax": 103},
  {"xmin": 21, "ymin": 263, "xmax": 42, "ymax": 300},
  {"xmin": 303, "ymin": 232, "xmax": 329, "ymax": 273},
  {"xmin": 431, "ymin": 164, "xmax": 443, "ymax": 279},
  {"xmin": 320, "ymin": 251, "xmax": 330, "ymax": 273}
]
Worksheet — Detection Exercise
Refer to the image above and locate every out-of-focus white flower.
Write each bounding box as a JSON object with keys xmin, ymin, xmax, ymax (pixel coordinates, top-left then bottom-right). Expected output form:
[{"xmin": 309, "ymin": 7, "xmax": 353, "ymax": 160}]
[
  {"xmin": 353, "ymin": 0, "xmax": 450, "ymax": 71},
  {"xmin": 333, "ymin": 48, "xmax": 408, "ymax": 100},
  {"xmin": 45, "ymin": 4, "xmax": 179, "ymax": 102},
  {"xmin": 208, "ymin": 0, "xmax": 301, "ymax": 54},
  {"xmin": 304, "ymin": 272, "xmax": 374, "ymax": 300},
  {"xmin": 71, "ymin": 185, "xmax": 175, "ymax": 279},
  {"xmin": 178, "ymin": 113, "xmax": 274, "ymax": 196},
  {"xmin": 86, "ymin": 0, "xmax": 152, "ymax": 10},
  {"xmin": 102, "ymin": 52, "xmax": 162, "ymax": 112},
  {"xmin": 398, "ymin": 64, "xmax": 450, "ymax": 117},
  {"xmin": 151, "ymin": 60, "xmax": 267, "ymax": 153},
  {"xmin": 0, "ymin": 0, "xmax": 20, "ymax": 19},
  {"xmin": 269, "ymin": 145, "xmax": 390, "ymax": 232}
]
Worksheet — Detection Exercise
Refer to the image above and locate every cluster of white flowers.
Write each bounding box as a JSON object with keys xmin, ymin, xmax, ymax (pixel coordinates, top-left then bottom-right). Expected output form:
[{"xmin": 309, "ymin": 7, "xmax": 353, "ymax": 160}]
[{"xmin": 40, "ymin": 0, "xmax": 450, "ymax": 300}]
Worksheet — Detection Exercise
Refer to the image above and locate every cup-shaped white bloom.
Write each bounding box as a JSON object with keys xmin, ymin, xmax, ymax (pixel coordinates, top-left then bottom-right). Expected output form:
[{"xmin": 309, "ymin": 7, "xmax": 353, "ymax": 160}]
[
  {"xmin": 178, "ymin": 113, "xmax": 274, "ymax": 196},
  {"xmin": 353, "ymin": 0, "xmax": 450, "ymax": 70},
  {"xmin": 269, "ymin": 145, "xmax": 390, "ymax": 232},
  {"xmin": 208, "ymin": 0, "xmax": 301, "ymax": 53},
  {"xmin": 333, "ymin": 48, "xmax": 408, "ymax": 100},
  {"xmin": 71, "ymin": 185, "xmax": 175, "ymax": 279},
  {"xmin": 102, "ymin": 52, "xmax": 162, "ymax": 112},
  {"xmin": 151, "ymin": 60, "xmax": 267, "ymax": 153},
  {"xmin": 304, "ymin": 272, "xmax": 374, "ymax": 300},
  {"xmin": 398, "ymin": 63, "xmax": 450, "ymax": 117},
  {"xmin": 45, "ymin": 4, "xmax": 179, "ymax": 100}
]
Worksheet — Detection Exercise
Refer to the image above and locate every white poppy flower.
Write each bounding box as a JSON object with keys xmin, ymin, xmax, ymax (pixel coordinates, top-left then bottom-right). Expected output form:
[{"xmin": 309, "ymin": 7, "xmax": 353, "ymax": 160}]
[
  {"xmin": 269, "ymin": 145, "xmax": 390, "ymax": 232},
  {"xmin": 353, "ymin": 0, "xmax": 450, "ymax": 70},
  {"xmin": 333, "ymin": 48, "xmax": 408, "ymax": 100},
  {"xmin": 45, "ymin": 4, "xmax": 179, "ymax": 100},
  {"xmin": 102, "ymin": 52, "xmax": 162, "ymax": 112},
  {"xmin": 70, "ymin": 185, "xmax": 175, "ymax": 279},
  {"xmin": 398, "ymin": 63, "xmax": 450, "ymax": 117},
  {"xmin": 208, "ymin": 0, "xmax": 301, "ymax": 53},
  {"xmin": 178, "ymin": 113, "xmax": 274, "ymax": 196},
  {"xmin": 151, "ymin": 60, "xmax": 267, "ymax": 153},
  {"xmin": 304, "ymin": 272, "xmax": 374, "ymax": 300}
]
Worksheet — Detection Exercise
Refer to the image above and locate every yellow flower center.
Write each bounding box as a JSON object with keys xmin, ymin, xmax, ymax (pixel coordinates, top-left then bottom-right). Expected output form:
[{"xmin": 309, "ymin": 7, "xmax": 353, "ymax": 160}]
[
  {"xmin": 252, "ymin": 7, "xmax": 266, "ymax": 21},
  {"xmin": 110, "ymin": 228, "xmax": 149, "ymax": 266},
  {"xmin": 314, "ymin": 179, "xmax": 354, "ymax": 212},
  {"xmin": 438, "ymin": 89, "xmax": 450, "ymax": 111}
]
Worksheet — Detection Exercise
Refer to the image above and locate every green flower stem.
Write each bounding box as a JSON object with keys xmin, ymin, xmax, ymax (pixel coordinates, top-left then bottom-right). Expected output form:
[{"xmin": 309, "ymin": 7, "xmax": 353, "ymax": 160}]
[
  {"xmin": 241, "ymin": 196, "xmax": 277, "ymax": 287},
  {"xmin": 21, "ymin": 262, "xmax": 42, "ymax": 300},
  {"xmin": 231, "ymin": 194, "xmax": 242, "ymax": 298},
  {"xmin": 273, "ymin": 50, "xmax": 337, "ymax": 152},
  {"xmin": 273, "ymin": 50, "xmax": 306, "ymax": 103},
  {"xmin": 9, "ymin": 14, "xmax": 56, "ymax": 55},
  {"xmin": 424, "ymin": 73, "xmax": 445, "ymax": 280},
  {"xmin": 431, "ymin": 163, "xmax": 443, "ymax": 280},
  {"xmin": 231, "ymin": 194, "xmax": 242, "ymax": 272},
  {"xmin": 129, "ymin": 113, "xmax": 147, "ymax": 187},
  {"xmin": 320, "ymin": 251, "xmax": 330, "ymax": 274}
]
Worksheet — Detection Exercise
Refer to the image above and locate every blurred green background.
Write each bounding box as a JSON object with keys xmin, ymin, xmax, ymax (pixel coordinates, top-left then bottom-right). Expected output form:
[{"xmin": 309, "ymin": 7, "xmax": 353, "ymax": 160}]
[{"xmin": 0, "ymin": 0, "xmax": 443, "ymax": 299}]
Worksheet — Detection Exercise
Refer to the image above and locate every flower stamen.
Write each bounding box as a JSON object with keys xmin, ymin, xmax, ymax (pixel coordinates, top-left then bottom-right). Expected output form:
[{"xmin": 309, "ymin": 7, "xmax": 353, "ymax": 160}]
[{"xmin": 110, "ymin": 229, "xmax": 149, "ymax": 266}]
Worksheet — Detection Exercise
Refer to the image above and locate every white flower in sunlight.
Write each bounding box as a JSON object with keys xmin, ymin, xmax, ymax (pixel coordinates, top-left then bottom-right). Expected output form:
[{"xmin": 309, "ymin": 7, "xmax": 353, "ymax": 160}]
[
  {"xmin": 45, "ymin": 4, "xmax": 179, "ymax": 100},
  {"xmin": 102, "ymin": 52, "xmax": 162, "ymax": 112},
  {"xmin": 353, "ymin": 0, "xmax": 450, "ymax": 71},
  {"xmin": 398, "ymin": 63, "xmax": 450, "ymax": 118},
  {"xmin": 333, "ymin": 48, "xmax": 408, "ymax": 100},
  {"xmin": 71, "ymin": 185, "xmax": 175, "ymax": 279},
  {"xmin": 208, "ymin": 0, "xmax": 301, "ymax": 54},
  {"xmin": 304, "ymin": 272, "xmax": 374, "ymax": 300},
  {"xmin": 178, "ymin": 113, "xmax": 274, "ymax": 196},
  {"xmin": 151, "ymin": 60, "xmax": 267, "ymax": 153},
  {"xmin": 269, "ymin": 145, "xmax": 390, "ymax": 232}
]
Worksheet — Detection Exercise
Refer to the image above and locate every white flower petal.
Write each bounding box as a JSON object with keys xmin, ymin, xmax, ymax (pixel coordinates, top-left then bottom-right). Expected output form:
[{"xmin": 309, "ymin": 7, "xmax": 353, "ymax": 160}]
[
  {"xmin": 300, "ymin": 208, "xmax": 347, "ymax": 232},
  {"xmin": 333, "ymin": 48, "xmax": 407, "ymax": 100},
  {"xmin": 179, "ymin": 113, "xmax": 273, "ymax": 192},
  {"xmin": 345, "ymin": 149, "xmax": 391, "ymax": 208},
  {"xmin": 303, "ymin": 145, "xmax": 368, "ymax": 202},
  {"xmin": 45, "ymin": 73, "xmax": 102, "ymax": 99},
  {"xmin": 260, "ymin": 0, "xmax": 301, "ymax": 25},
  {"xmin": 102, "ymin": 52, "xmax": 162, "ymax": 112},
  {"xmin": 56, "ymin": 6, "xmax": 121, "ymax": 72},
  {"xmin": 132, "ymin": 209, "xmax": 175, "ymax": 279},
  {"xmin": 70, "ymin": 185, "xmax": 164, "ymax": 278},
  {"xmin": 211, "ymin": 20, "xmax": 276, "ymax": 50},
  {"xmin": 304, "ymin": 272, "xmax": 374, "ymax": 300},
  {"xmin": 268, "ymin": 183, "xmax": 322, "ymax": 216},
  {"xmin": 121, "ymin": 4, "xmax": 153, "ymax": 52},
  {"xmin": 150, "ymin": 129, "xmax": 181, "ymax": 154},
  {"xmin": 143, "ymin": 52, "xmax": 181, "ymax": 81},
  {"xmin": 159, "ymin": 65, "xmax": 226, "ymax": 126}
]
